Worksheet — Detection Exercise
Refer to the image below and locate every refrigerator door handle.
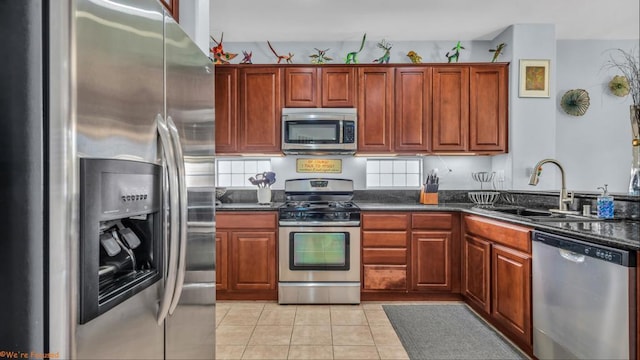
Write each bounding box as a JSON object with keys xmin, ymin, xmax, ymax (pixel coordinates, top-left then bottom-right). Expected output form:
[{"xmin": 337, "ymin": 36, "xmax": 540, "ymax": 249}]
[
  {"xmin": 156, "ymin": 114, "xmax": 180, "ymax": 325},
  {"xmin": 167, "ymin": 115, "xmax": 188, "ymax": 314}
]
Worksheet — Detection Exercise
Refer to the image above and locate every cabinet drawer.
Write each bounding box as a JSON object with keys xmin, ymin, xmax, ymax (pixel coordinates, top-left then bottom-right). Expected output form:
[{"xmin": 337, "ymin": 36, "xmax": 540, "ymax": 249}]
[
  {"xmin": 362, "ymin": 231, "xmax": 407, "ymax": 248},
  {"xmin": 363, "ymin": 265, "xmax": 407, "ymax": 290},
  {"xmin": 362, "ymin": 213, "xmax": 409, "ymax": 230},
  {"xmin": 363, "ymin": 248, "xmax": 407, "ymax": 265},
  {"xmin": 217, "ymin": 212, "xmax": 277, "ymax": 229},
  {"xmin": 412, "ymin": 213, "xmax": 454, "ymax": 230},
  {"xmin": 464, "ymin": 215, "xmax": 532, "ymax": 253}
]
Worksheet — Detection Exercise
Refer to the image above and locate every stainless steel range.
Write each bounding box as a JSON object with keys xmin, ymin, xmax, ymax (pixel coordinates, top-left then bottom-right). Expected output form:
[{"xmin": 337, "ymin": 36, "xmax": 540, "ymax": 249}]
[{"xmin": 278, "ymin": 178, "xmax": 361, "ymax": 304}]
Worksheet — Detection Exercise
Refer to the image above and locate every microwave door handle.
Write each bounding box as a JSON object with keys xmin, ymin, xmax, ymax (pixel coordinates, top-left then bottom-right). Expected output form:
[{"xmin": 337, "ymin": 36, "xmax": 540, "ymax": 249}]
[
  {"xmin": 156, "ymin": 114, "xmax": 180, "ymax": 325},
  {"xmin": 167, "ymin": 116, "xmax": 188, "ymax": 315}
]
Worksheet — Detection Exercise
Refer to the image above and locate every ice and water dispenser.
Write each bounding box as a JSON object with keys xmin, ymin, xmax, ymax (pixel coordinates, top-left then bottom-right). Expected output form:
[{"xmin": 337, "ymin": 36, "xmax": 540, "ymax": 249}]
[{"xmin": 79, "ymin": 158, "xmax": 163, "ymax": 323}]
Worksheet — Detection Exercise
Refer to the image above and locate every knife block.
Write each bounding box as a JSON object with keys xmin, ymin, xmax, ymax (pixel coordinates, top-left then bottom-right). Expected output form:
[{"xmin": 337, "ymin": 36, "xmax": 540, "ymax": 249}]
[{"xmin": 419, "ymin": 187, "xmax": 438, "ymax": 204}]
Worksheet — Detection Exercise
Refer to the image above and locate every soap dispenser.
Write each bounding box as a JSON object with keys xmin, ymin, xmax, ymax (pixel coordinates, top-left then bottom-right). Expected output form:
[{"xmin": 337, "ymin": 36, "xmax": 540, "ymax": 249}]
[{"xmin": 596, "ymin": 184, "xmax": 614, "ymax": 219}]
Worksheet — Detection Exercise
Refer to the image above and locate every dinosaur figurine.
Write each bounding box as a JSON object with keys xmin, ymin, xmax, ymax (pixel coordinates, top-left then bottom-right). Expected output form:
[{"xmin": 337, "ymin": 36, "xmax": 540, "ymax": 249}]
[
  {"xmin": 209, "ymin": 33, "xmax": 237, "ymax": 64},
  {"xmin": 373, "ymin": 39, "xmax": 392, "ymax": 64},
  {"xmin": 445, "ymin": 41, "xmax": 465, "ymax": 63},
  {"xmin": 345, "ymin": 33, "xmax": 366, "ymax": 64},
  {"xmin": 489, "ymin": 43, "xmax": 506, "ymax": 62},
  {"xmin": 267, "ymin": 41, "xmax": 294, "ymax": 64},
  {"xmin": 240, "ymin": 50, "xmax": 253, "ymax": 64},
  {"xmin": 406, "ymin": 50, "xmax": 422, "ymax": 64},
  {"xmin": 310, "ymin": 48, "xmax": 333, "ymax": 64}
]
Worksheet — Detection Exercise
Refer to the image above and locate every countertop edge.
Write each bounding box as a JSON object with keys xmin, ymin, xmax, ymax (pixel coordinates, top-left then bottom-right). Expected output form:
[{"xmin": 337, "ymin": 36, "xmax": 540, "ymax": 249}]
[{"xmin": 216, "ymin": 202, "xmax": 639, "ymax": 251}]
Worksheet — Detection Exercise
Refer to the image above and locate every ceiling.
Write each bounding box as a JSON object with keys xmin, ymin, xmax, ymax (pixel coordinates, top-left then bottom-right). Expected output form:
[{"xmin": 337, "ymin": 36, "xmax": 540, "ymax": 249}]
[{"xmin": 210, "ymin": 0, "xmax": 640, "ymax": 42}]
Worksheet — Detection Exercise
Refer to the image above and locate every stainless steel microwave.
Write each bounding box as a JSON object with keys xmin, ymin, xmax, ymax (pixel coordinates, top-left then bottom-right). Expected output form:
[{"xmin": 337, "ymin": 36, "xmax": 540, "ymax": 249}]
[{"xmin": 281, "ymin": 108, "xmax": 357, "ymax": 155}]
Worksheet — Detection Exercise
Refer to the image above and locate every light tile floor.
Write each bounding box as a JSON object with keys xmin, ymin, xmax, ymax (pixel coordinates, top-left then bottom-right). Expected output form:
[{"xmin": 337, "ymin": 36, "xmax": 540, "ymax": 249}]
[{"xmin": 216, "ymin": 301, "xmax": 413, "ymax": 360}]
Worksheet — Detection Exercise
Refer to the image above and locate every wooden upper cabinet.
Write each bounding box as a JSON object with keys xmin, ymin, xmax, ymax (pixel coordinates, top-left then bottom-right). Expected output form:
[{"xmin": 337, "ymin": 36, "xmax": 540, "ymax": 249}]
[
  {"xmin": 470, "ymin": 65, "xmax": 508, "ymax": 153},
  {"xmin": 285, "ymin": 68, "xmax": 319, "ymax": 107},
  {"xmin": 358, "ymin": 67, "xmax": 394, "ymax": 153},
  {"xmin": 321, "ymin": 67, "xmax": 356, "ymax": 107},
  {"xmin": 284, "ymin": 67, "xmax": 355, "ymax": 108},
  {"xmin": 394, "ymin": 67, "xmax": 431, "ymax": 152},
  {"xmin": 159, "ymin": 0, "xmax": 179, "ymax": 21},
  {"xmin": 238, "ymin": 67, "xmax": 282, "ymax": 153},
  {"xmin": 215, "ymin": 67, "xmax": 238, "ymax": 153},
  {"xmin": 432, "ymin": 66, "xmax": 470, "ymax": 152}
]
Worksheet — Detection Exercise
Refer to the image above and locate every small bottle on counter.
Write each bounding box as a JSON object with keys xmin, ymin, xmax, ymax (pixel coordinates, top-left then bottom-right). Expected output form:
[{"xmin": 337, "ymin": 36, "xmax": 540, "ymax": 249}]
[{"xmin": 596, "ymin": 184, "xmax": 614, "ymax": 219}]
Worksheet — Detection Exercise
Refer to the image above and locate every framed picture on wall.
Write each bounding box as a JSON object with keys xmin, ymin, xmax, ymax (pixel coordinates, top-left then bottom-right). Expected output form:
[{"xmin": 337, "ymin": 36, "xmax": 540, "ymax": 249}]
[{"xmin": 519, "ymin": 59, "xmax": 550, "ymax": 97}]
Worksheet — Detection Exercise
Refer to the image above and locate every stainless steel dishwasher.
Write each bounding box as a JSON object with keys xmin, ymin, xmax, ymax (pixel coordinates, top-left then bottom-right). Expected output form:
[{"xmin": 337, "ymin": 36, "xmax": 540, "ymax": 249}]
[{"xmin": 532, "ymin": 230, "xmax": 636, "ymax": 359}]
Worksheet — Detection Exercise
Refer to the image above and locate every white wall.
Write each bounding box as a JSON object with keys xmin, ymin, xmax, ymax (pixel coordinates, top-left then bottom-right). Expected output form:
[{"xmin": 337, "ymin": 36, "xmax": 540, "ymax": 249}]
[
  {"xmin": 555, "ymin": 40, "xmax": 637, "ymax": 193},
  {"xmin": 179, "ymin": 0, "xmax": 210, "ymax": 54}
]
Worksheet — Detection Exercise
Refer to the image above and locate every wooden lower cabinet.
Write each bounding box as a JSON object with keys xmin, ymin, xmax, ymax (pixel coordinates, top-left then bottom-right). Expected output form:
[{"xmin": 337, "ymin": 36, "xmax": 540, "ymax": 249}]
[
  {"xmin": 215, "ymin": 232, "xmax": 228, "ymax": 291},
  {"xmin": 361, "ymin": 212, "xmax": 409, "ymax": 294},
  {"xmin": 362, "ymin": 211, "xmax": 460, "ymax": 299},
  {"xmin": 216, "ymin": 212, "xmax": 278, "ymax": 300},
  {"xmin": 411, "ymin": 231, "xmax": 451, "ymax": 291},
  {"xmin": 462, "ymin": 214, "xmax": 533, "ymax": 351},
  {"xmin": 492, "ymin": 244, "xmax": 531, "ymax": 345},
  {"xmin": 463, "ymin": 234, "xmax": 491, "ymax": 313},
  {"xmin": 230, "ymin": 231, "xmax": 276, "ymax": 290}
]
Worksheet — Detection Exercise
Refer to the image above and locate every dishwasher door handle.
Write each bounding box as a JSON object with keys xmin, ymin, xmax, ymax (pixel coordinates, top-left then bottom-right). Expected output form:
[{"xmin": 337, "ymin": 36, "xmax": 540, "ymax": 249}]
[{"xmin": 559, "ymin": 249, "xmax": 586, "ymax": 263}]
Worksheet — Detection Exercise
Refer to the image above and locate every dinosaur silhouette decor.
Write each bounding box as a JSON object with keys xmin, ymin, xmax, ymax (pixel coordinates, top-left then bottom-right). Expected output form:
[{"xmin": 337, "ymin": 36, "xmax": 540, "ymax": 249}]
[
  {"xmin": 209, "ymin": 33, "xmax": 237, "ymax": 64},
  {"xmin": 373, "ymin": 39, "xmax": 392, "ymax": 64},
  {"xmin": 267, "ymin": 41, "xmax": 294, "ymax": 64},
  {"xmin": 406, "ymin": 50, "xmax": 422, "ymax": 64},
  {"xmin": 345, "ymin": 33, "xmax": 366, "ymax": 64},
  {"xmin": 240, "ymin": 50, "xmax": 253, "ymax": 64},
  {"xmin": 445, "ymin": 41, "xmax": 465, "ymax": 63},
  {"xmin": 310, "ymin": 48, "xmax": 333, "ymax": 64},
  {"xmin": 489, "ymin": 43, "xmax": 506, "ymax": 62}
]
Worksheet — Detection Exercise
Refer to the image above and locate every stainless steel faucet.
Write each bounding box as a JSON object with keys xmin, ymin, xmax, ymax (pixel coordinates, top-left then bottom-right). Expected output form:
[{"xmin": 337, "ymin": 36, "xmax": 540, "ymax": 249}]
[{"xmin": 528, "ymin": 158, "xmax": 576, "ymax": 214}]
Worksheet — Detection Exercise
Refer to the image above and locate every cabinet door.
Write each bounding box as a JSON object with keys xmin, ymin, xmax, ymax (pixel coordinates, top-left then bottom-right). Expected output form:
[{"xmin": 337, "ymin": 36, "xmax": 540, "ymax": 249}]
[
  {"xmin": 285, "ymin": 67, "xmax": 319, "ymax": 107},
  {"xmin": 215, "ymin": 231, "xmax": 229, "ymax": 291},
  {"xmin": 411, "ymin": 231, "xmax": 452, "ymax": 291},
  {"xmin": 394, "ymin": 67, "xmax": 431, "ymax": 152},
  {"xmin": 363, "ymin": 265, "xmax": 407, "ymax": 290},
  {"xmin": 159, "ymin": 0, "xmax": 179, "ymax": 21},
  {"xmin": 469, "ymin": 65, "xmax": 508, "ymax": 152},
  {"xmin": 230, "ymin": 231, "xmax": 277, "ymax": 290},
  {"xmin": 214, "ymin": 66, "xmax": 238, "ymax": 153},
  {"xmin": 463, "ymin": 234, "xmax": 491, "ymax": 314},
  {"xmin": 321, "ymin": 67, "xmax": 356, "ymax": 107},
  {"xmin": 432, "ymin": 66, "xmax": 469, "ymax": 152},
  {"xmin": 239, "ymin": 67, "xmax": 282, "ymax": 153},
  {"xmin": 357, "ymin": 67, "xmax": 394, "ymax": 152},
  {"xmin": 492, "ymin": 244, "xmax": 532, "ymax": 346}
]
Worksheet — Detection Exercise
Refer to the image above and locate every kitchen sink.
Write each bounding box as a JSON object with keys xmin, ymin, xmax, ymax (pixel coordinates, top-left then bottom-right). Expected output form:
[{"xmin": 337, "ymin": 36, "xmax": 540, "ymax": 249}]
[{"xmin": 490, "ymin": 207, "xmax": 615, "ymax": 222}]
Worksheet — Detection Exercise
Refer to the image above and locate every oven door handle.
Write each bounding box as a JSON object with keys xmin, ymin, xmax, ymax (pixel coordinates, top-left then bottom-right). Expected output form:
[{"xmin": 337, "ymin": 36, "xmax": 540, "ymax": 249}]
[{"xmin": 278, "ymin": 220, "xmax": 361, "ymax": 227}]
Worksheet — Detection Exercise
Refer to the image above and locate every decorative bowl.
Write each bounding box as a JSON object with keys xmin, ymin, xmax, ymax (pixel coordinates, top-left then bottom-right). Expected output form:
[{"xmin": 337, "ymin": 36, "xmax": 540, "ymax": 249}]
[{"xmin": 468, "ymin": 191, "xmax": 501, "ymax": 206}]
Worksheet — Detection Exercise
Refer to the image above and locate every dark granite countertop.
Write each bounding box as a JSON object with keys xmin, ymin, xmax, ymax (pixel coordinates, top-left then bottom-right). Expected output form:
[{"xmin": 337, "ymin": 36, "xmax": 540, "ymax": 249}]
[
  {"xmin": 216, "ymin": 201, "xmax": 640, "ymax": 251},
  {"xmin": 357, "ymin": 202, "xmax": 640, "ymax": 251},
  {"xmin": 216, "ymin": 202, "xmax": 283, "ymax": 211}
]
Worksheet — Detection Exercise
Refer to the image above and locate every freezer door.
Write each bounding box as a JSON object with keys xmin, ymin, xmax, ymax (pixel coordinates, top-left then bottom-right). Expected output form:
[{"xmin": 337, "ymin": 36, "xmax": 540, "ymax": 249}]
[
  {"xmin": 164, "ymin": 13, "xmax": 216, "ymax": 360},
  {"xmin": 74, "ymin": 0, "xmax": 165, "ymax": 358}
]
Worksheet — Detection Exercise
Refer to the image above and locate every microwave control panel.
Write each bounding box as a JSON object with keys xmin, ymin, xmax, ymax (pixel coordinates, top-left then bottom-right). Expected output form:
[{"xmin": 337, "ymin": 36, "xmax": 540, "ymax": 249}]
[{"xmin": 343, "ymin": 121, "xmax": 355, "ymax": 143}]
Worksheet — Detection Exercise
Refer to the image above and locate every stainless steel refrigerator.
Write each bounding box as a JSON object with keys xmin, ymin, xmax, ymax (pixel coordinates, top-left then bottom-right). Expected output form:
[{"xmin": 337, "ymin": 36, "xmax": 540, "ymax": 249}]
[{"xmin": 0, "ymin": 0, "xmax": 215, "ymax": 358}]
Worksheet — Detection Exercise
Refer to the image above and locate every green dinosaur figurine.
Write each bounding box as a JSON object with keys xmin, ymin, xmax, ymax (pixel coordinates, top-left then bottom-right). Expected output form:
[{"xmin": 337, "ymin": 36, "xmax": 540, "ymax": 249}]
[
  {"xmin": 373, "ymin": 39, "xmax": 392, "ymax": 64},
  {"xmin": 489, "ymin": 43, "xmax": 506, "ymax": 62},
  {"xmin": 445, "ymin": 41, "xmax": 465, "ymax": 63},
  {"xmin": 345, "ymin": 33, "xmax": 366, "ymax": 64}
]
